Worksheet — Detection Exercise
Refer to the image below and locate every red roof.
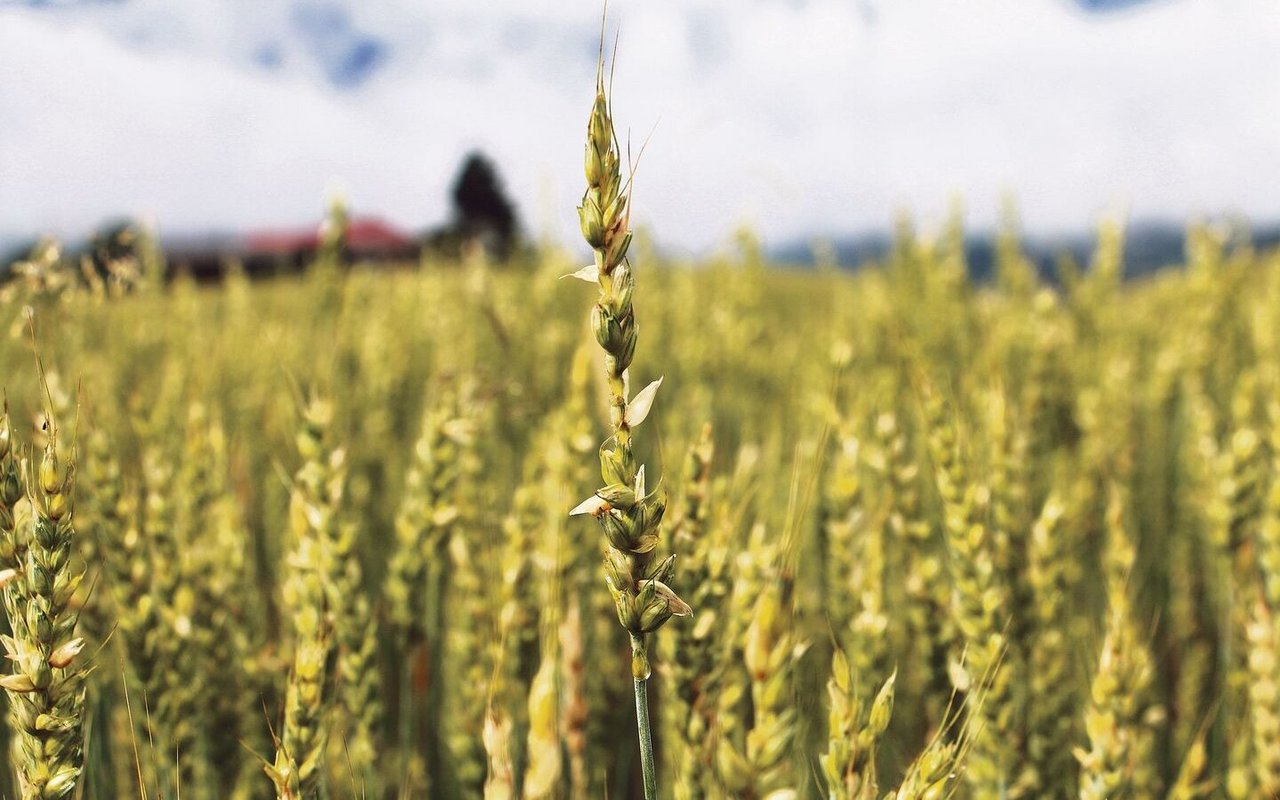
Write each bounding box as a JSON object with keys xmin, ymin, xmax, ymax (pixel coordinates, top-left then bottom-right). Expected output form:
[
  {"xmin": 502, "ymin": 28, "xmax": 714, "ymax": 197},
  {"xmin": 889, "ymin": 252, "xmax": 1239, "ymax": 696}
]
[{"xmin": 245, "ymin": 218, "xmax": 415, "ymax": 254}]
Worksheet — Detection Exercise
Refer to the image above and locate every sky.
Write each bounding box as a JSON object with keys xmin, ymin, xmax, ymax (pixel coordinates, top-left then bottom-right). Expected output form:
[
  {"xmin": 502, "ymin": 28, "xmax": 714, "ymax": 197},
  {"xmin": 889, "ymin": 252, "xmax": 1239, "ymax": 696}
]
[{"xmin": 1, "ymin": 0, "xmax": 1278, "ymax": 254}]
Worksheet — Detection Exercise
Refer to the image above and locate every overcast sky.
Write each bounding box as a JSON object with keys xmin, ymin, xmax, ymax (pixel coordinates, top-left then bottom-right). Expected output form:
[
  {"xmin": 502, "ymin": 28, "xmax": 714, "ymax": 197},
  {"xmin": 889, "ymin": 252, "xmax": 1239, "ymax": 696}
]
[{"xmin": 1, "ymin": 0, "xmax": 1278, "ymax": 253}]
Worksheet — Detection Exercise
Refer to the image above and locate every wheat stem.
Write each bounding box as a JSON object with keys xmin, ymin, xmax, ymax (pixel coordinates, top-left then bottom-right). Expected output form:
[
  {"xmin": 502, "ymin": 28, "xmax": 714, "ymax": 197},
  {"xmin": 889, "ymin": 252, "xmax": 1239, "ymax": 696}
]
[{"xmin": 631, "ymin": 647, "xmax": 657, "ymax": 800}]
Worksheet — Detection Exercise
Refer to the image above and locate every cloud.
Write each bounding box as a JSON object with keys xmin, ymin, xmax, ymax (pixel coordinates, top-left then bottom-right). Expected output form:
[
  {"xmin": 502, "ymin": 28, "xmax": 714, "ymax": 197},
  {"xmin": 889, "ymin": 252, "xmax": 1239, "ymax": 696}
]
[
  {"xmin": 0, "ymin": 0, "xmax": 1278, "ymax": 253},
  {"xmin": 287, "ymin": 3, "xmax": 390, "ymax": 88}
]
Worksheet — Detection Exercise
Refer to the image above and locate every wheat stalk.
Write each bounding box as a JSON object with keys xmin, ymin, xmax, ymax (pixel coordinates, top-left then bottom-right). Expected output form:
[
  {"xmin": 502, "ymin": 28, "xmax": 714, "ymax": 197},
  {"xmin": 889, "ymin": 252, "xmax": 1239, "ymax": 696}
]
[
  {"xmin": 820, "ymin": 646, "xmax": 895, "ymax": 800},
  {"xmin": 567, "ymin": 26, "xmax": 689, "ymax": 800},
  {"xmin": 1074, "ymin": 485, "xmax": 1158, "ymax": 800},
  {"xmin": 265, "ymin": 399, "xmax": 344, "ymax": 800}
]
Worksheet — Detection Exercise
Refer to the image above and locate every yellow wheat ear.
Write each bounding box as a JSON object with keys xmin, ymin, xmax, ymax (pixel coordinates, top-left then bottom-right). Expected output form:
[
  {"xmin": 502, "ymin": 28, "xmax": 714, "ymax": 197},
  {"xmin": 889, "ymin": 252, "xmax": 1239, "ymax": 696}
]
[{"xmin": 0, "ymin": 392, "xmax": 88, "ymax": 799}]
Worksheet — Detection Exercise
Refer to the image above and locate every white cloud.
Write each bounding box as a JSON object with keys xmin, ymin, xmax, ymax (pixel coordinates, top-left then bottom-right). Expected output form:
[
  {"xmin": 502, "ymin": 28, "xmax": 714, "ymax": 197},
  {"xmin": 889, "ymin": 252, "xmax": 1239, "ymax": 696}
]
[{"xmin": 1, "ymin": 0, "xmax": 1278, "ymax": 253}]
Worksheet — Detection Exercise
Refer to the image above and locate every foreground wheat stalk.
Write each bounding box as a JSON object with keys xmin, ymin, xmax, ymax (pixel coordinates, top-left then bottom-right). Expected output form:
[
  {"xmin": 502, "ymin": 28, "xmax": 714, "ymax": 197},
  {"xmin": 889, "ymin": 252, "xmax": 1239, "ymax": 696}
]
[{"xmin": 568, "ymin": 34, "xmax": 690, "ymax": 800}]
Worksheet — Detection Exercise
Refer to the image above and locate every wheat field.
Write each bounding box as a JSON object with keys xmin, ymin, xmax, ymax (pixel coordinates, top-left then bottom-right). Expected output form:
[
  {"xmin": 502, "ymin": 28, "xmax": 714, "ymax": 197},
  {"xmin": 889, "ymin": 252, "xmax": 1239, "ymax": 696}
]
[{"xmin": 0, "ymin": 210, "xmax": 1275, "ymax": 800}]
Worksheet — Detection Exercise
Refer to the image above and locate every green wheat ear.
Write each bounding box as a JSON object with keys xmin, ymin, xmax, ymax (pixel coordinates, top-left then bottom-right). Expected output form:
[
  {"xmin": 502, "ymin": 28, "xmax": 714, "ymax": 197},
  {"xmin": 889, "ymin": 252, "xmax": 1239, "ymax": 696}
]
[{"xmin": 566, "ymin": 20, "xmax": 689, "ymax": 800}]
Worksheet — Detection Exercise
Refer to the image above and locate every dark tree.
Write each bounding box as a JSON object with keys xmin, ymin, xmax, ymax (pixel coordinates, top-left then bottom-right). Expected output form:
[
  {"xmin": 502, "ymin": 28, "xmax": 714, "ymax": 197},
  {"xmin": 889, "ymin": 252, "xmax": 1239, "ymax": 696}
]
[
  {"xmin": 450, "ymin": 152, "xmax": 520, "ymax": 259},
  {"xmin": 90, "ymin": 219, "xmax": 140, "ymax": 264}
]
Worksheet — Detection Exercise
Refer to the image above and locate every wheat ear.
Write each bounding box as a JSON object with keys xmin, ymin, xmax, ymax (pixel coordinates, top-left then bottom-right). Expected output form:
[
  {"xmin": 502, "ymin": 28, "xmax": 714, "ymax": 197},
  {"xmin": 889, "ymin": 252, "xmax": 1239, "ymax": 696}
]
[{"xmin": 568, "ymin": 33, "xmax": 690, "ymax": 800}]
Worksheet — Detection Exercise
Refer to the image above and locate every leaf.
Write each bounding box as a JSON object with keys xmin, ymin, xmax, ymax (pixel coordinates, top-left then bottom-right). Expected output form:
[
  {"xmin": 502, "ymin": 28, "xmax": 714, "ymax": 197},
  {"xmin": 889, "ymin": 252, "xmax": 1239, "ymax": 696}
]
[
  {"xmin": 560, "ymin": 264, "xmax": 599, "ymax": 282},
  {"xmin": 625, "ymin": 377, "xmax": 664, "ymax": 428}
]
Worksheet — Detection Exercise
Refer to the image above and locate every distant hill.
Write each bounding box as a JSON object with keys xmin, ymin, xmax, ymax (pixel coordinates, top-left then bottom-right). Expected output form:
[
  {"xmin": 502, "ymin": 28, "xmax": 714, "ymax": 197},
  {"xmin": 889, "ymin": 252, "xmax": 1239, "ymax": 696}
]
[{"xmin": 770, "ymin": 221, "xmax": 1280, "ymax": 282}]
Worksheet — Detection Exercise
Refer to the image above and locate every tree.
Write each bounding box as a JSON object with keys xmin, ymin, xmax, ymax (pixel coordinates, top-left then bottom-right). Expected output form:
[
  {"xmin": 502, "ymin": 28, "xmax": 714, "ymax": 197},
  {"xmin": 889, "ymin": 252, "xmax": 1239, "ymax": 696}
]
[{"xmin": 450, "ymin": 152, "xmax": 519, "ymax": 260}]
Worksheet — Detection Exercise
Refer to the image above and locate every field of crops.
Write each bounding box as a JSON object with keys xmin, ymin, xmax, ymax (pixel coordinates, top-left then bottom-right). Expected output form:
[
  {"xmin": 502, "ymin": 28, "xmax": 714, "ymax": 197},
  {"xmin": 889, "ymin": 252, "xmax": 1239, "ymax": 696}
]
[{"xmin": 0, "ymin": 211, "xmax": 1275, "ymax": 800}]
